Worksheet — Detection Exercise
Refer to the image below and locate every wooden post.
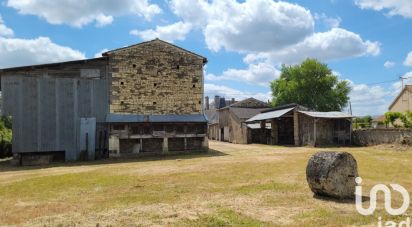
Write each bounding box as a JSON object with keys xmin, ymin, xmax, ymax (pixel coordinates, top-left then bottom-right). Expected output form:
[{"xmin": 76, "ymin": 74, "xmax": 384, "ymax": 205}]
[
  {"xmin": 162, "ymin": 137, "xmax": 168, "ymax": 153},
  {"xmin": 293, "ymin": 111, "xmax": 299, "ymax": 146},
  {"xmin": 313, "ymin": 118, "xmax": 317, "ymax": 147},
  {"xmin": 349, "ymin": 118, "xmax": 352, "ymax": 145},
  {"xmin": 271, "ymin": 119, "xmax": 278, "ymax": 145}
]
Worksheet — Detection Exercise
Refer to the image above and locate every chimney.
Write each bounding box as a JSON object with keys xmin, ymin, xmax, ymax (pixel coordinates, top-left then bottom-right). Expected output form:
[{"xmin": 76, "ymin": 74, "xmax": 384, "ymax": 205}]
[
  {"xmin": 214, "ymin": 95, "xmax": 220, "ymax": 109},
  {"xmin": 205, "ymin": 96, "xmax": 209, "ymax": 110},
  {"xmin": 220, "ymin": 97, "xmax": 226, "ymax": 108}
]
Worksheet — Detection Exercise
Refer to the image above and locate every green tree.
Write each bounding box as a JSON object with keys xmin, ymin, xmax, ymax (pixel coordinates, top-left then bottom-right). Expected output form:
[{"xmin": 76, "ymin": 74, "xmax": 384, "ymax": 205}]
[
  {"xmin": 270, "ymin": 59, "xmax": 351, "ymax": 111},
  {"xmin": 354, "ymin": 116, "xmax": 373, "ymax": 128},
  {"xmin": 400, "ymin": 111, "xmax": 412, "ymax": 128},
  {"xmin": 384, "ymin": 112, "xmax": 403, "ymax": 128},
  {"xmin": 0, "ymin": 116, "xmax": 12, "ymax": 158}
]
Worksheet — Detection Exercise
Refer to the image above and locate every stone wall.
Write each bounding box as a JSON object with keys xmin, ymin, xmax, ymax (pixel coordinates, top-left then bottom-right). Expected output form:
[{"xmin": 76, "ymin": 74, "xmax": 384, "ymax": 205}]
[
  {"xmin": 353, "ymin": 129, "xmax": 412, "ymax": 146},
  {"xmin": 107, "ymin": 39, "xmax": 205, "ymax": 115}
]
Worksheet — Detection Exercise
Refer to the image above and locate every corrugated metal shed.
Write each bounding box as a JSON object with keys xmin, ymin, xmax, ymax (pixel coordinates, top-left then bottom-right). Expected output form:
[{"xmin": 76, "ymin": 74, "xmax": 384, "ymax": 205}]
[
  {"xmin": 246, "ymin": 107, "xmax": 295, "ymax": 122},
  {"xmin": 298, "ymin": 111, "xmax": 352, "ymax": 119},
  {"xmin": 106, "ymin": 114, "xmax": 207, "ymax": 123}
]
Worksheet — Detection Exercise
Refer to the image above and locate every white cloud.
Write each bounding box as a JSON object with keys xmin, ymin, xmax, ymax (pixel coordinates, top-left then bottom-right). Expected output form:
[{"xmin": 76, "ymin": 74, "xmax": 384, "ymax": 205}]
[
  {"xmin": 384, "ymin": 60, "xmax": 395, "ymax": 68},
  {"xmin": 314, "ymin": 13, "xmax": 342, "ymax": 29},
  {"xmin": 6, "ymin": 0, "xmax": 162, "ymax": 27},
  {"xmin": 170, "ymin": 0, "xmax": 314, "ymax": 52},
  {"xmin": 206, "ymin": 61, "xmax": 280, "ymax": 86},
  {"xmin": 130, "ymin": 22, "xmax": 192, "ymax": 43},
  {"xmin": 0, "ymin": 36, "xmax": 85, "ymax": 68},
  {"xmin": 205, "ymin": 83, "xmax": 271, "ymax": 102},
  {"xmin": 94, "ymin": 48, "xmax": 109, "ymax": 58},
  {"xmin": 245, "ymin": 28, "xmax": 380, "ymax": 64},
  {"xmin": 168, "ymin": 0, "xmax": 379, "ymax": 64},
  {"xmin": 347, "ymin": 80, "xmax": 392, "ymax": 115},
  {"xmin": 403, "ymin": 51, "xmax": 412, "ymax": 66},
  {"xmin": 355, "ymin": 0, "xmax": 412, "ymax": 18},
  {"xmin": 0, "ymin": 15, "xmax": 14, "ymax": 38},
  {"xmin": 347, "ymin": 71, "xmax": 412, "ymax": 115}
]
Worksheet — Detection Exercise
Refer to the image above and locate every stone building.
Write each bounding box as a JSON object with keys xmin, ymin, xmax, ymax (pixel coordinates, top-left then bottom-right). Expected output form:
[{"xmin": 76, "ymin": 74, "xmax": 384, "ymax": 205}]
[
  {"xmin": 246, "ymin": 104, "xmax": 352, "ymax": 146},
  {"xmin": 207, "ymin": 97, "xmax": 270, "ymax": 144},
  {"xmin": 0, "ymin": 39, "xmax": 208, "ymax": 164},
  {"xmin": 389, "ymin": 85, "xmax": 412, "ymax": 113}
]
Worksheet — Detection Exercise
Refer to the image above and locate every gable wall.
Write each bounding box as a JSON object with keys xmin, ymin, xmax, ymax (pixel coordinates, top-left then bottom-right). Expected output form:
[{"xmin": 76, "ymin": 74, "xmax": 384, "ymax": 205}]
[
  {"xmin": 390, "ymin": 90, "xmax": 412, "ymax": 112},
  {"xmin": 108, "ymin": 40, "xmax": 204, "ymax": 115}
]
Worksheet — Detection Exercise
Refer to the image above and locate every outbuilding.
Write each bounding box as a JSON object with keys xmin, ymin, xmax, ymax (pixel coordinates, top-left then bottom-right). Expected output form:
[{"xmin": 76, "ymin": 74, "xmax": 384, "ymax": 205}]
[{"xmin": 246, "ymin": 104, "xmax": 352, "ymax": 146}]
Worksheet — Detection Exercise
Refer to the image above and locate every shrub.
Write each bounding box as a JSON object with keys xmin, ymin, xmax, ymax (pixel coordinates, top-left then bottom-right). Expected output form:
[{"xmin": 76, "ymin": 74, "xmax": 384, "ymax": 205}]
[{"xmin": 0, "ymin": 116, "xmax": 12, "ymax": 158}]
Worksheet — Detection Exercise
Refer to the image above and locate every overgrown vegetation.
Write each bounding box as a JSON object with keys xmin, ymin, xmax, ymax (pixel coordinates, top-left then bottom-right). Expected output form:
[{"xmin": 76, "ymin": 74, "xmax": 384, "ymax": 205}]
[
  {"xmin": 384, "ymin": 111, "xmax": 412, "ymax": 128},
  {"xmin": 270, "ymin": 59, "xmax": 351, "ymax": 111},
  {"xmin": 0, "ymin": 116, "xmax": 12, "ymax": 158},
  {"xmin": 354, "ymin": 115, "xmax": 373, "ymax": 128}
]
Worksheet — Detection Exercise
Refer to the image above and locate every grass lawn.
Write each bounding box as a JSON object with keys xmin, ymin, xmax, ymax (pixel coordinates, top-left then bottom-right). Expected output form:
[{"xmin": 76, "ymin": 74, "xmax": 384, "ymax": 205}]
[{"xmin": 0, "ymin": 141, "xmax": 411, "ymax": 226}]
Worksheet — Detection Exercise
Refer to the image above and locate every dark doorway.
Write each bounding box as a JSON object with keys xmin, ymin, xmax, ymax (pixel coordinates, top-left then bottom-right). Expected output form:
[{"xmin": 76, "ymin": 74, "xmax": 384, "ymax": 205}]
[
  {"xmin": 220, "ymin": 128, "xmax": 224, "ymax": 141},
  {"xmin": 278, "ymin": 117, "xmax": 294, "ymax": 145}
]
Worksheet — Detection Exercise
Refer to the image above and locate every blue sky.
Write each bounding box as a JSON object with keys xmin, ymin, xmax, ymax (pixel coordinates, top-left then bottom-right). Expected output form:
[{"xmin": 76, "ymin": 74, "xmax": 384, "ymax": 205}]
[{"xmin": 1, "ymin": 0, "xmax": 412, "ymax": 116}]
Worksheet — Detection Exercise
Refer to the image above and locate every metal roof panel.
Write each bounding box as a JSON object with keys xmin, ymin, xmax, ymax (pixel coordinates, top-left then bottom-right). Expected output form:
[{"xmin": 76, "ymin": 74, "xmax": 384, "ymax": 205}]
[{"xmin": 246, "ymin": 107, "xmax": 295, "ymax": 122}]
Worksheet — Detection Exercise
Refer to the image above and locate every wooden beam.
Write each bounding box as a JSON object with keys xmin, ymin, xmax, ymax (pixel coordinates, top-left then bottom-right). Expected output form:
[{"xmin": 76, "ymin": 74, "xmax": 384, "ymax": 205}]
[{"xmin": 314, "ymin": 118, "xmax": 317, "ymax": 147}]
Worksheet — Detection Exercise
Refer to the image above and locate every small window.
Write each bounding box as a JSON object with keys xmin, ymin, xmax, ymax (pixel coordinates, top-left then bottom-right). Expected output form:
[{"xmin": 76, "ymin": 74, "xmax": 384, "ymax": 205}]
[
  {"xmin": 154, "ymin": 83, "xmax": 157, "ymax": 87},
  {"xmin": 120, "ymin": 81, "xmax": 124, "ymax": 85},
  {"xmin": 153, "ymin": 102, "xmax": 157, "ymax": 105},
  {"xmin": 176, "ymin": 65, "xmax": 180, "ymax": 70},
  {"xmin": 120, "ymin": 101, "xmax": 124, "ymax": 105},
  {"xmin": 199, "ymin": 101, "xmax": 201, "ymax": 104},
  {"xmin": 132, "ymin": 64, "xmax": 136, "ymax": 68},
  {"xmin": 192, "ymin": 84, "xmax": 196, "ymax": 88}
]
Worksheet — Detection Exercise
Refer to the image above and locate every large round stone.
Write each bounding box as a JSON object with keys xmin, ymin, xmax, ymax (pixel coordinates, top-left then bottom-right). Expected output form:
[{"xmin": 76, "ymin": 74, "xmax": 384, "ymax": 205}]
[{"xmin": 306, "ymin": 151, "xmax": 358, "ymax": 199}]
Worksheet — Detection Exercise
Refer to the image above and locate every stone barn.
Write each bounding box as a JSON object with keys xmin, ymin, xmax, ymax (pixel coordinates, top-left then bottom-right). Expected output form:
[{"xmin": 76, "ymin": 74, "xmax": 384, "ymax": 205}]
[
  {"xmin": 208, "ymin": 98, "xmax": 270, "ymax": 144},
  {"xmin": 246, "ymin": 104, "xmax": 352, "ymax": 146},
  {"xmin": 0, "ymin": 39, "xmax": 208, "ymax": 164}
]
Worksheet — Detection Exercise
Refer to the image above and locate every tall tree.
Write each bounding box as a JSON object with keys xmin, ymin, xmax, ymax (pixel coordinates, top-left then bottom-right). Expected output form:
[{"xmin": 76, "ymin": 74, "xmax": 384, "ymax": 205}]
[{"xmin": 270, "ymin": 59, "xmax": 351, "ymax": 111}]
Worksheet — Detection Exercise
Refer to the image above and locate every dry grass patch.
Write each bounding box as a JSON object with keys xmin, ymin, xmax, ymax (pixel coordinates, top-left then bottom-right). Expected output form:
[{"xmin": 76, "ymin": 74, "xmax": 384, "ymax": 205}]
[{"xmin": 0, "ymin": 141, "xmax": 411, "ymax": 226}]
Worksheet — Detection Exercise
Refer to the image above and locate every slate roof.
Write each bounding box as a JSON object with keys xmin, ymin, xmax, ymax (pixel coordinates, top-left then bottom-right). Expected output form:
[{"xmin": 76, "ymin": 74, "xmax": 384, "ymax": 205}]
[
  {"xmin": 226, "ymin": 97, "xmax": 270, "ymax": 109},
  {"xmin": 230, "ymin": 107, "xmax": 270, "ymax": 120},
  {"xmin": 205, "ymin": 109, "xmax": 219, "ymax": 124}
]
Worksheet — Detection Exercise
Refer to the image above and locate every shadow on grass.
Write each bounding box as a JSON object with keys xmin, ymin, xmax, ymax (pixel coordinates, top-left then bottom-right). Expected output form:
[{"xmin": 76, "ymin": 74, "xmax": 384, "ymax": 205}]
[
  {"xmin": 0, "ymin": 149, "xmax": 227, "ymax": 173},
  {"xmin": 313, "ymin": 194, "xmax": 370, "ymax": 204}
]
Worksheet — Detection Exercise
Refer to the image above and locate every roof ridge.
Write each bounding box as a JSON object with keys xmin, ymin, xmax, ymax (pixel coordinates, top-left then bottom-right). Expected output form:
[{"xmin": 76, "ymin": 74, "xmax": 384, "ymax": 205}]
[{"xmin": 103, "ymin": 38, "xmax": 207, "ymax": 63}]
